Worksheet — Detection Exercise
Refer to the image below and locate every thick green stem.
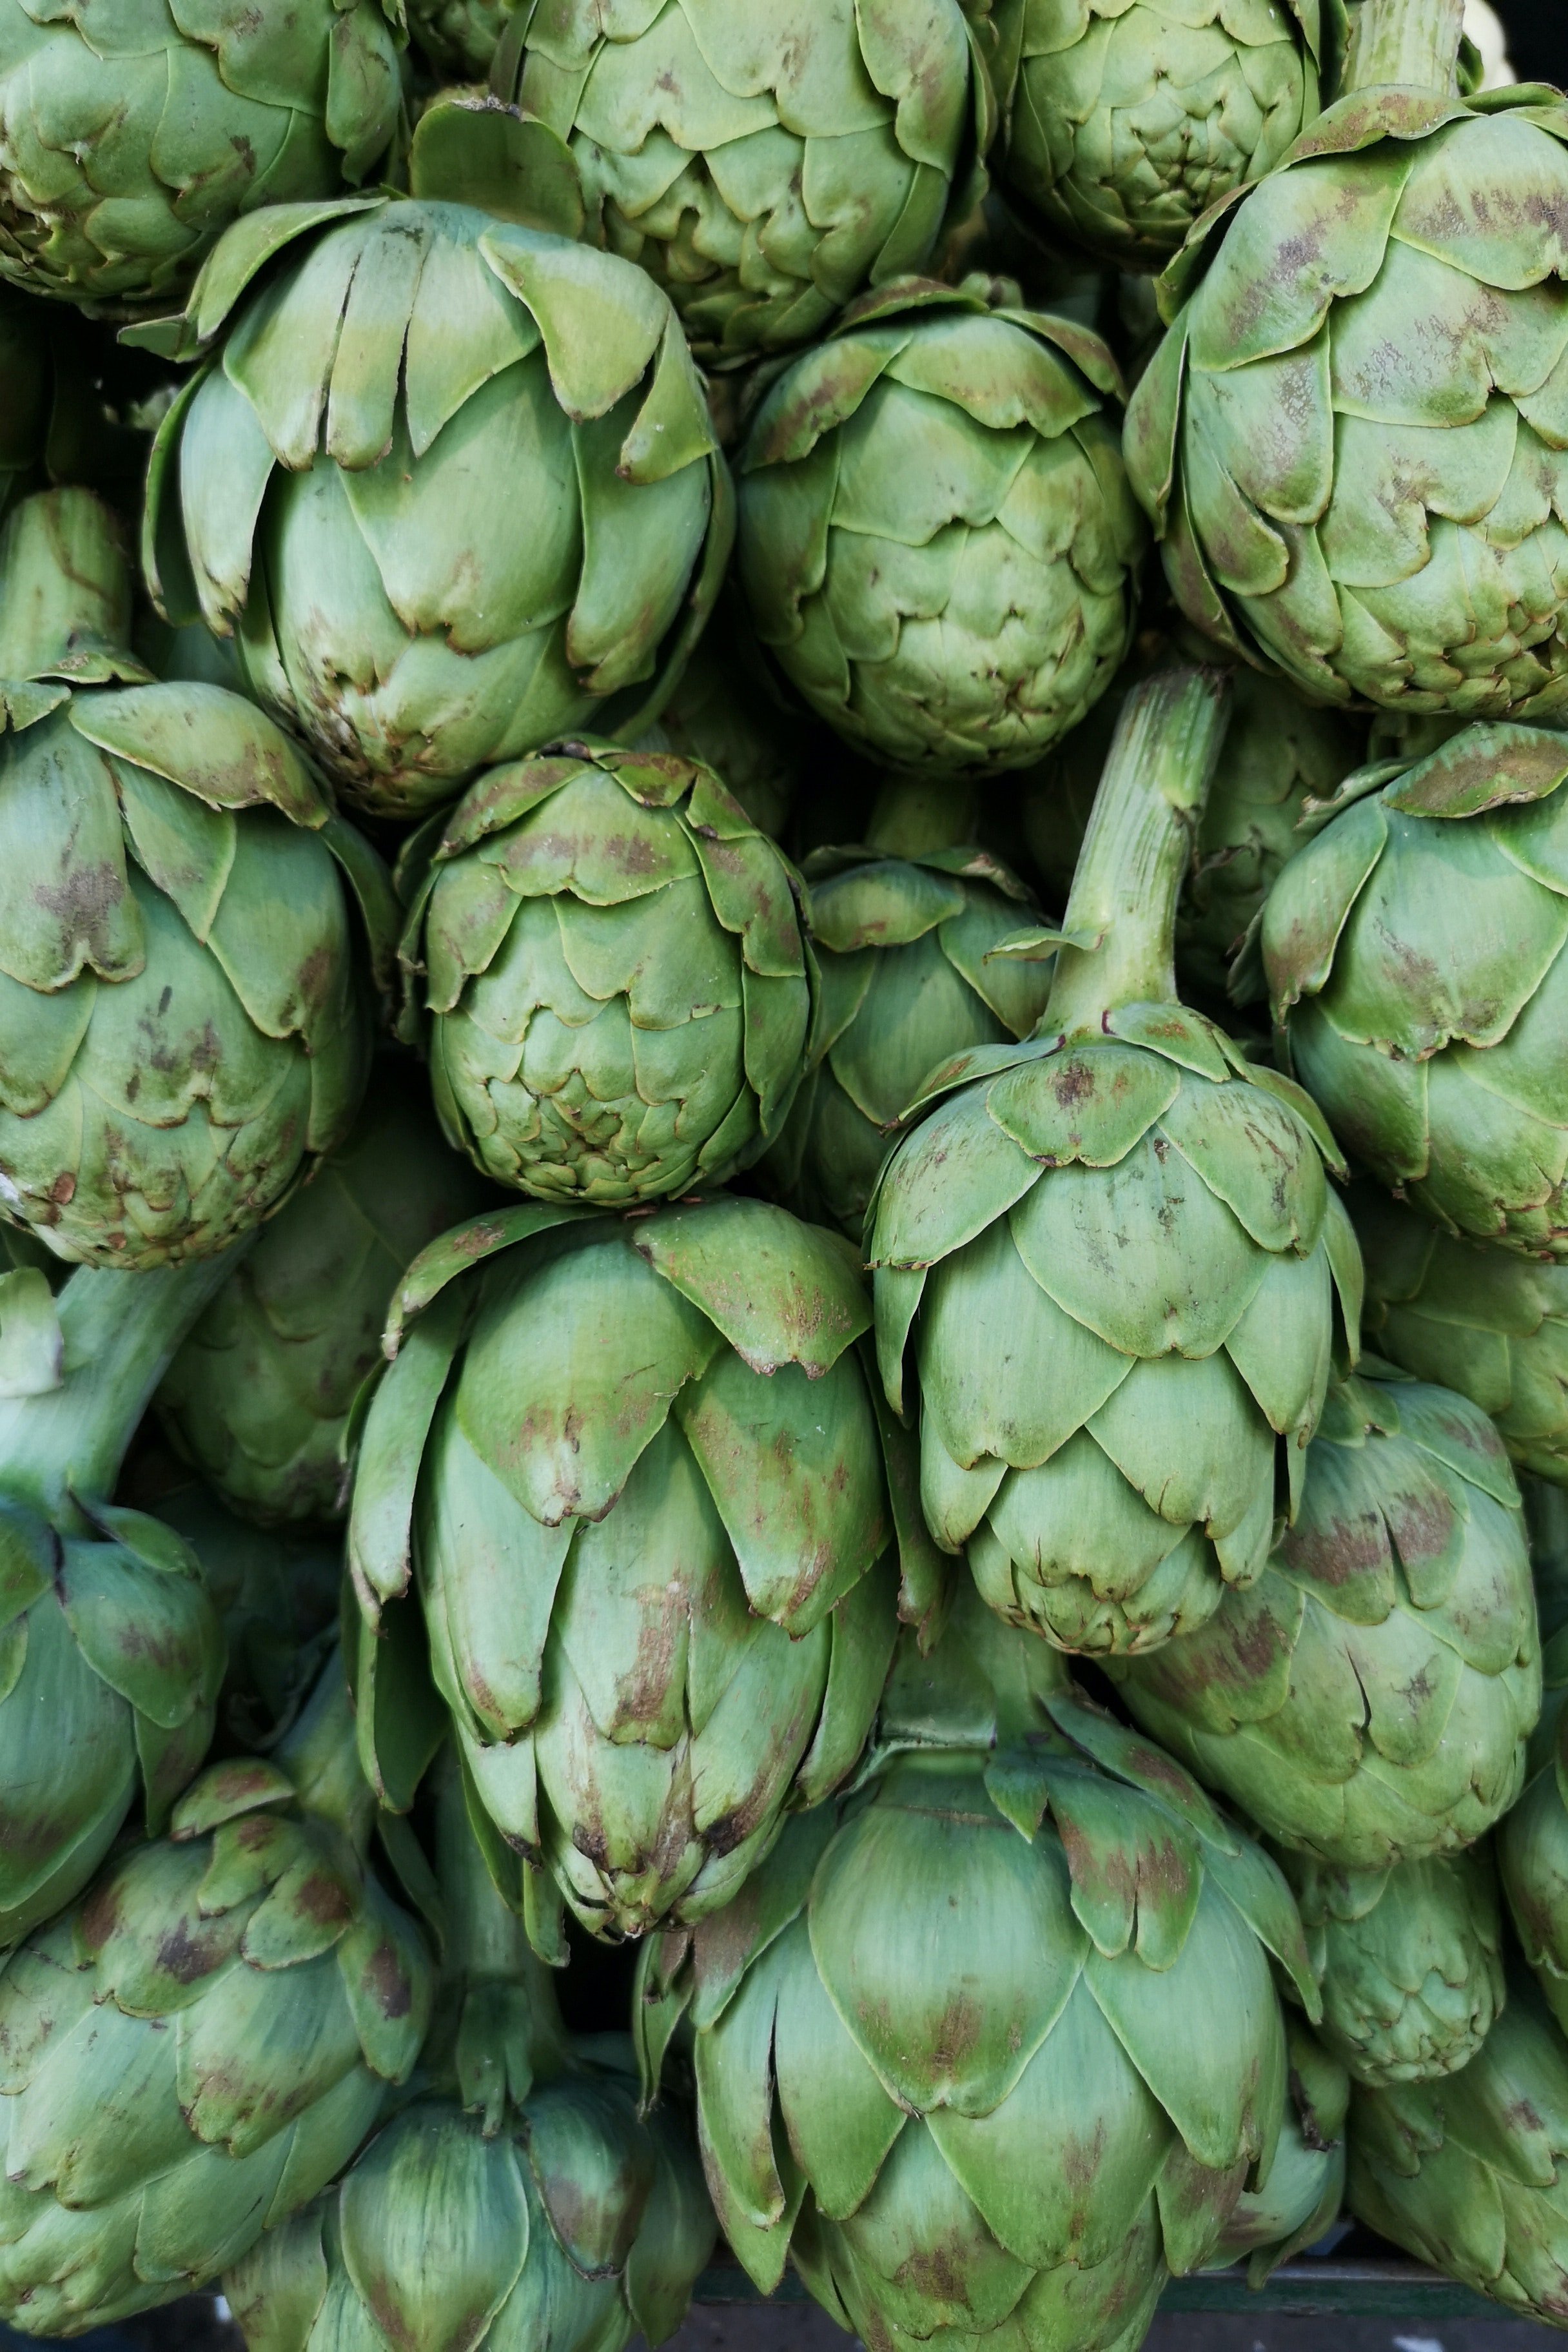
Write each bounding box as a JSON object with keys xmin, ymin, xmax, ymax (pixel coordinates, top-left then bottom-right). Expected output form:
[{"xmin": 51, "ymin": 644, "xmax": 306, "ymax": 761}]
[
  {"xmin": 1342, "ymin": 0, "xmax": 1465, "ymax": 95},
  {"xmin": 1044, "ymin": 668, "xmax": 1230, "ymax": 1034},
  {"xmin": 275, "ymin": 1650, "xmax": 378, "ymax": 1850},
  {"xmin": 867, "ymin": 776, "xmax": 981, "ymax": 858},
  {"xmin": 0, "ymin": 489, "xmax": 135, "ymax": 679}
]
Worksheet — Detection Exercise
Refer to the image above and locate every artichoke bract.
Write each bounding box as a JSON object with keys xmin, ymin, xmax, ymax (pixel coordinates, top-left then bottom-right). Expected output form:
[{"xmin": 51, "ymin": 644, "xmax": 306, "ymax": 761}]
[
  {"xmin": 1126, "ymin": 0, "xmax": 1568, "ymax": 722},
  {"xmin": 993, "ymin": 0, "xmax": 1340, "ymax": 273},
  {"xmin": 636, "ymin": 612, "xmax": 810, "ymax": 840},
  {"xmin": 1200, "ymin": 2023, "xmax": 1348, "ymax": 2288},
  {"xmin": 491, "ymin": 0, "xmax": 993, "ymax": 365},
  {"xmin": 636, "ymin": 1584, "xmax": 1320, "ymax": 2352},
  {"xmin": 1108, "ymin": 1369, "xmax": 1542, "ymax": 1867},
  {"xmin": 0, "ymin": 489, "xmax": 389, "ymax": 1273},
  {"xmin": 350, "ymin": 1194, "xmax": 935, "ymax": 1944},
  {"xmin": 1281, "ymin": 1848, "xmax": 1506, "ymax": 2087},
  {"xmin": 1497, "ymin": 1523, "xmax": 1568, "ymax": 2034},
  {"xmin": 1262, "ymin": 723, "xmax": 1568, "ymax": 1262},
  {"xmin": 398, "ymin": 743, "xmax": 813, "ymax": 1207},
  {"xmin": 868, "ymin": 668, "xmax": 1361, "ymax": 1655},
  {"xmin": 156, "ymin": 1071, "xmax": 491, "ymax": 1526},
  {"xmin": 138, "ymin": 141, "xmax": 734, "ymax": 823},
  {"xmin": 0, "ymin": 1656, "xmax": 433, "ymax": 2338},
  {"xmin": 0, "ymin": 0, "xmax": 404, "ymax": 317},
  {"xmin": 736, "ymin": 275, "xmax": 1144, "ymax": 778}
]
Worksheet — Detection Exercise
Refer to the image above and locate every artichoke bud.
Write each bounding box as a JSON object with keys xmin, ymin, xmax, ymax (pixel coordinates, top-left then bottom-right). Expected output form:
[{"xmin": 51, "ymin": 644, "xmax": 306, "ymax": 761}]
[{"xmin": 1204, "ymin": 2020, "xmax": 1349, "ymax": 2287}]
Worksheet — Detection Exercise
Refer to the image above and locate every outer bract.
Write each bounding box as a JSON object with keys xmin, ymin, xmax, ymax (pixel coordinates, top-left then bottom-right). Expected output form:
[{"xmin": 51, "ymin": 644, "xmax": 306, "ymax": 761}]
[
  {"xmin": 0, "ymin": 0, "xmax": 404, "ymax": 315},
  {"xmin": 399, "ymin": 744, "xmax": 812, "ymax": 1206},
  {"xmin": 0, "ymin": 490, "xmax": 387, "ymax": 1273},
  {"xmin": 736, "ymin": 275, "xmax": 1143, "ymax": 777},
  {"xmin": 1125, "ymin": 0, "xmax": 1568, "ymax": 720},
  {"xmin": 0, "ymin": 1660, "xmax": 433, "ymax": 2338},
  {"xmin": 994, "ymin": 0, "xmax": 1339, "ymax": 273},
  {"xmin": 1280, "ymin": 1847, "xmax": 1505, "ymax": 2086},
  {"xmin": 1497, "ymin": 1509, "xmax": 1568, "ymax": 2034},
  {"xmin": 139, "ymin": 171, "xmax": 734, "ymax": 822},
  {"xmin": 1200, "ymin": 2023, "xmax": 1347, "ymax": 2286},
  {"xmin": 1108, "ymin": 1370, "xmax": 1542, "ymax": 1867},
  {"xmin": 494, "ymin": 0, "xmax": 992, "ymax": 364},
  {"xmin": 350, "ymin": 1195, "xmax": 934, "ymax": 1943},
  {"xmin": 156, "ymin": 1072, "xmax": 489, "ymax": 1525},
  {"xmin": 1264, "ymin": 723, "xmax": 1568, "ymax": 1262}
]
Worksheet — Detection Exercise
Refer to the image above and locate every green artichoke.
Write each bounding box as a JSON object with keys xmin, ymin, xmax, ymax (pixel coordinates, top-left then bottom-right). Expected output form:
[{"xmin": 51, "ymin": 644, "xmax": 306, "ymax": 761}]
[
  {"xmin": 137, "ymin": 148, "xmax": 734, "ymax": 823},
  {"xmin": 1200, "ymin": 2022, "xmax": 1347, "ymax": 2286},
  {"xmin": 0, "ymin": 489, "xmax": 390, "ymax": 1273},
  {"xmin": 155, "ymin": 1070, "xmax": 490, "ymax": 1525},
  {"xmin": 636, "ymin": 610, "xmax": 810, "ymax": 841},
  {"xmin": 1262, "ymin": 723, "xmax": 1568, "ymax": 1262},
  {"xmin": 736, "ymin": 274, "xmax": 1144, "ymax": 778},
  {"xmin": 0, "ymin": 0, "xmax": 404, "ymax": 317},
  {"xmin": 1280, "ymin": 1847, "xmax": 1505, "ymax": 2086},
  {"xmin": 397, "ymin": 743, "xmax": 813, "ymax": 1207},
  {"xmin": 1108, "ymin": 1368, "xmax": 1541, "ymax": 1866},
  {"xmin": 636, "ymin": 1582, "xmax": 1320, "ymax": 2352},
  {"xmin": 1496, "ymin": 1516, "xmax": 1568, "ymax": 2033},
  {"xmin": 1125, "ymin": 0, "xmax": 1568, "ymax": 722},
  {"xmin": 1355, "ymin": 1184, "xmax": 1568, "ymax": 1487},
  {"xmin": 0, "ymin": 1656, "xmax": 433, "ymax": 2337},
  {"xmin": 351, "ymin": 1193, "xmax": 936, "ymax": 1943},
  {"xmin": 992, "ymin": 0, "xmax": 1341, "ymax": 273},
  {"xmin": 868, "ymin": 668, "xmax": 1360, "ymax": 1654},
  {"xmin": 491, "ymin": 0, "xmax": 993, "ymax": 364}
]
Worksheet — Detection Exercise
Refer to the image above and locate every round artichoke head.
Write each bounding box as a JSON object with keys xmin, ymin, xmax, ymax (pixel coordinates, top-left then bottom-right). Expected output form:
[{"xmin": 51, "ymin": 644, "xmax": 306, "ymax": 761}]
[
  {"xmin": 400, "ymin": 742, "xmax": 814, "ymax": 1206},
  {"xmin": 1125, "ymin": 0, "xmax": 1568, "ymax": 721},
  {"xmin": 1264, "ymin": 723, "xmax": 1568, "ymax": 1262},
  {"xmin": 1109, "ymin": 1368, "xmax": 1542, "ymax": 1867},
  {"xmin": 139, "ymin": 176, "xmax": 735, "ymax": 823},
  {"xmin": 0, "ymin": 0, "xmax": 404, "ymax": 315},
  {"xmin": 736, "ymin": 273, "xmax": 1145, "ymax": 778}
]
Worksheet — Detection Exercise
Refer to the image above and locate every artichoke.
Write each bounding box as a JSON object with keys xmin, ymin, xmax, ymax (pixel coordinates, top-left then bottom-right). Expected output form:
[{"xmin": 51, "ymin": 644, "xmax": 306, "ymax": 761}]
[
  {"xmin": 1108, "ymin": 1368, "xmax": 1541, "ymax": 1867},
  {"xmin": 397, "ymin": 743, "xmax": 813, "ymax": 1207},
  {"xmin": 992, "ymin": 0, "xmax": 1340, "ymax": 273},
  {"xmin": 1125, "ymin": 0, "xmax": 1568, "ymax": 722},
  {"xmin": 1262, "ymin": 722, "xmax": 1568, "ymax": 1262},
  {"xmin": 1200, "ymin": 2022, "xmax": 1348, "ymax": 2286},
  {"xmin": 636, "ymin": 610, "xmax": 810, "ymax": 841},
  {"xmin": 868, "ymin": 668, "xmax": 1361, "ymax": 1655},
  {"xmin": 137, "ymin": 141, "xmax": 734, "ymax": 823},
  {"xmin": 155, "ymin": 1070, "xmax": 490, "ymax": 1526},
  {"xmin": 350, "ymin": 1193, "xmax": 937, "ymax": 1943},
  {"xmin": 491, "ymin": 0, "xmax": 993, "ymax": 364},
  {"xmin": 636, "ymin": 1581, "xmax": 1320, "ymax": 2352},
  {"xmin": 1281, "ymin": 1847, "xmax": 1506, "ymax": 2086},
  {"xmin": 0, "ymin": 0, "xmax": 404, "ymax": 316},
  {"xmin": 736, "ymin": 274, "xmax": 1144, "ymax": 778},
  {"xmin": 0, "ymin": 489, "xmax": 390, "ymax": 1273},
  {"xmin": 1497, "ymin": 1514, "xmax": 1568, "ymax": 2034},
  {"xmin": 0, "ymin": 1656, "xmax": 433, "ymax": 2337}
]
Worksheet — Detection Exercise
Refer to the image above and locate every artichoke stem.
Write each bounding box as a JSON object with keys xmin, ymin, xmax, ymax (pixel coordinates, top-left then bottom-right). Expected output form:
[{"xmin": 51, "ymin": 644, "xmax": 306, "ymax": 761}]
[
  {"xmin": 867, "ymin": 774, "xmax": 981, "ymax": 857},
  {"xmin": 1340, "ymin": 0, "xmax": 1465, "ymax": 94},
  {"xmin": 1044, "ymin": 667, "xmax": 1230, "ymax": 1032},
  {"xmin": 0, "ymin": 1246, "xmax": 247, "ymax": 1526},
  {"xmin": 273, "ymin": 1651, "xmax": 378, "ymax": 1850},
  {"xmin": 0, "ymin": 489, "xmax": 133, "ymax": 678}
]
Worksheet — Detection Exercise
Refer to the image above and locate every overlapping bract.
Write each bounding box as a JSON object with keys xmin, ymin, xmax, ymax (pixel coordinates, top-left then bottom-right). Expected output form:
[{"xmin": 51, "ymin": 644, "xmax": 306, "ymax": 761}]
[
  {"xmin": 737, "ymin": 277, "xmax": 1144, "ymax": 775},
  {"xmin": 637, "ymin": 617, "xmax": 808, "ymax": 838},
  {"xmin": 400, "ymin": 745, "xmax": 812, "ymax": 1207},
  {"xmin": 1498, "ymin": 1554, "xmax": 1568, "ymax": 2032},
  {"xmin": 1110, "ymin": 1373, "xmax": 1542, "ymax": 1867},
  {"xmin": 1201, "ymin": 2023, "xmax": 1347, "ymax": 2288},
  {"xmin": 141, "ymin": 191, "xmax": 733, "ymax": 821},
  {"xmin": 1264, "ymin": 723, "xmax": 1568, "ymax": 1261}
]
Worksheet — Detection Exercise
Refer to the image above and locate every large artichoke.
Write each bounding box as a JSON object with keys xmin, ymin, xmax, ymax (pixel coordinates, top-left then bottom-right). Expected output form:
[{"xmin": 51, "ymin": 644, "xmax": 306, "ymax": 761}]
[
  {"xmin": 155, "ymin": 1070, "xmax": 490, "ymax": 1526},
  {"xmin": 350, "ymin": 1193, "xmax": 936, "ymax": 1943},
  {"xmin": 0, "ymin": 1656, "xmax": 433, "ymax": 2337},
  {"xmin": 397, "ymin": 743, "xmax": 813, "ymax": 1206},
  {"xmin": 0, "ymin": 489, "xmax": 389, "ymax": 1273},
  {"xmin": 1108, "ymin": 1368, "xmax": 1541, "ymax": 1866},
  {"xmin": 992, "ymin": 0, "xmax": 1340, "ymax": 273},
  {"xmin": 1262, "ymin": 722, "xmax": 1568, "ymax": 1262},
  {"xmin": 636, "ymin": 1582, "xmax": 1320, "ymax": 2352},
  {"xmin": 491, "ymin": 0, "xmax": 993, "ymax": 364},
  {"xmin": 868, "ymin": 668, "xmax": 1361, "ymax": 1655},
  {"xmin": 1125, "ymin": 0, "xmax": 1568, "ymax": 722},
  {"xmin": 736, "ymin": 274, "xmax": 1144, "ymax": 778},
  {"xmin": 137, "ymin": 144, "xmax": 734, "ymax": 822},
  {"xmin": 1200, "ymin": 2022, "xmax": 1347, "ymax": 2286}
]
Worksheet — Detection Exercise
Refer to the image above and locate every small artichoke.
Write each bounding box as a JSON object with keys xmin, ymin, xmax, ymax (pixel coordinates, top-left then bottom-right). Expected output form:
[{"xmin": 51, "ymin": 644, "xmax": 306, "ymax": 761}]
[
  {"xmin": 398, "ymin": 743, "xmax": 813, "ymax": 1206},
  {"xmin": 156, "ymin": 1070, "xmax": 491, "ymax": 1525},
  {"xmin": 1201, "ymin": 2022, "xmax": 1348, "ymax": 2286},
  {"xmin": 636, "ymin": 611, "xmax": 810, "ymax": 840},
  {"xmin": 736, "ymin": 274, "xmax": 1144, "ymax": 778},
  {"xmin": 1262, "ymin": 723, "xmax": 1568, "ymax": 1262},
  {"xmin": 1108, "ymin": 1369, "xmax": 1542, "ymax": 1867}
]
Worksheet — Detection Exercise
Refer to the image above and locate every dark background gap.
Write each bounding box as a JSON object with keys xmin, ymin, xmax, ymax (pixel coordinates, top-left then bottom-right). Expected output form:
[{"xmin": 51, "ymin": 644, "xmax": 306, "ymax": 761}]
[{"xmin": 1489, "ymin": 0, "xmax": 1567, "ymax": 81}]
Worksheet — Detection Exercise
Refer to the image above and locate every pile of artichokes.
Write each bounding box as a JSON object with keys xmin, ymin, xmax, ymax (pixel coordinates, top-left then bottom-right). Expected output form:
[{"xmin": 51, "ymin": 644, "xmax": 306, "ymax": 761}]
[{"xmin": 1, "ymin": 0, "xmax": 1567, "ymax": 2344}]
